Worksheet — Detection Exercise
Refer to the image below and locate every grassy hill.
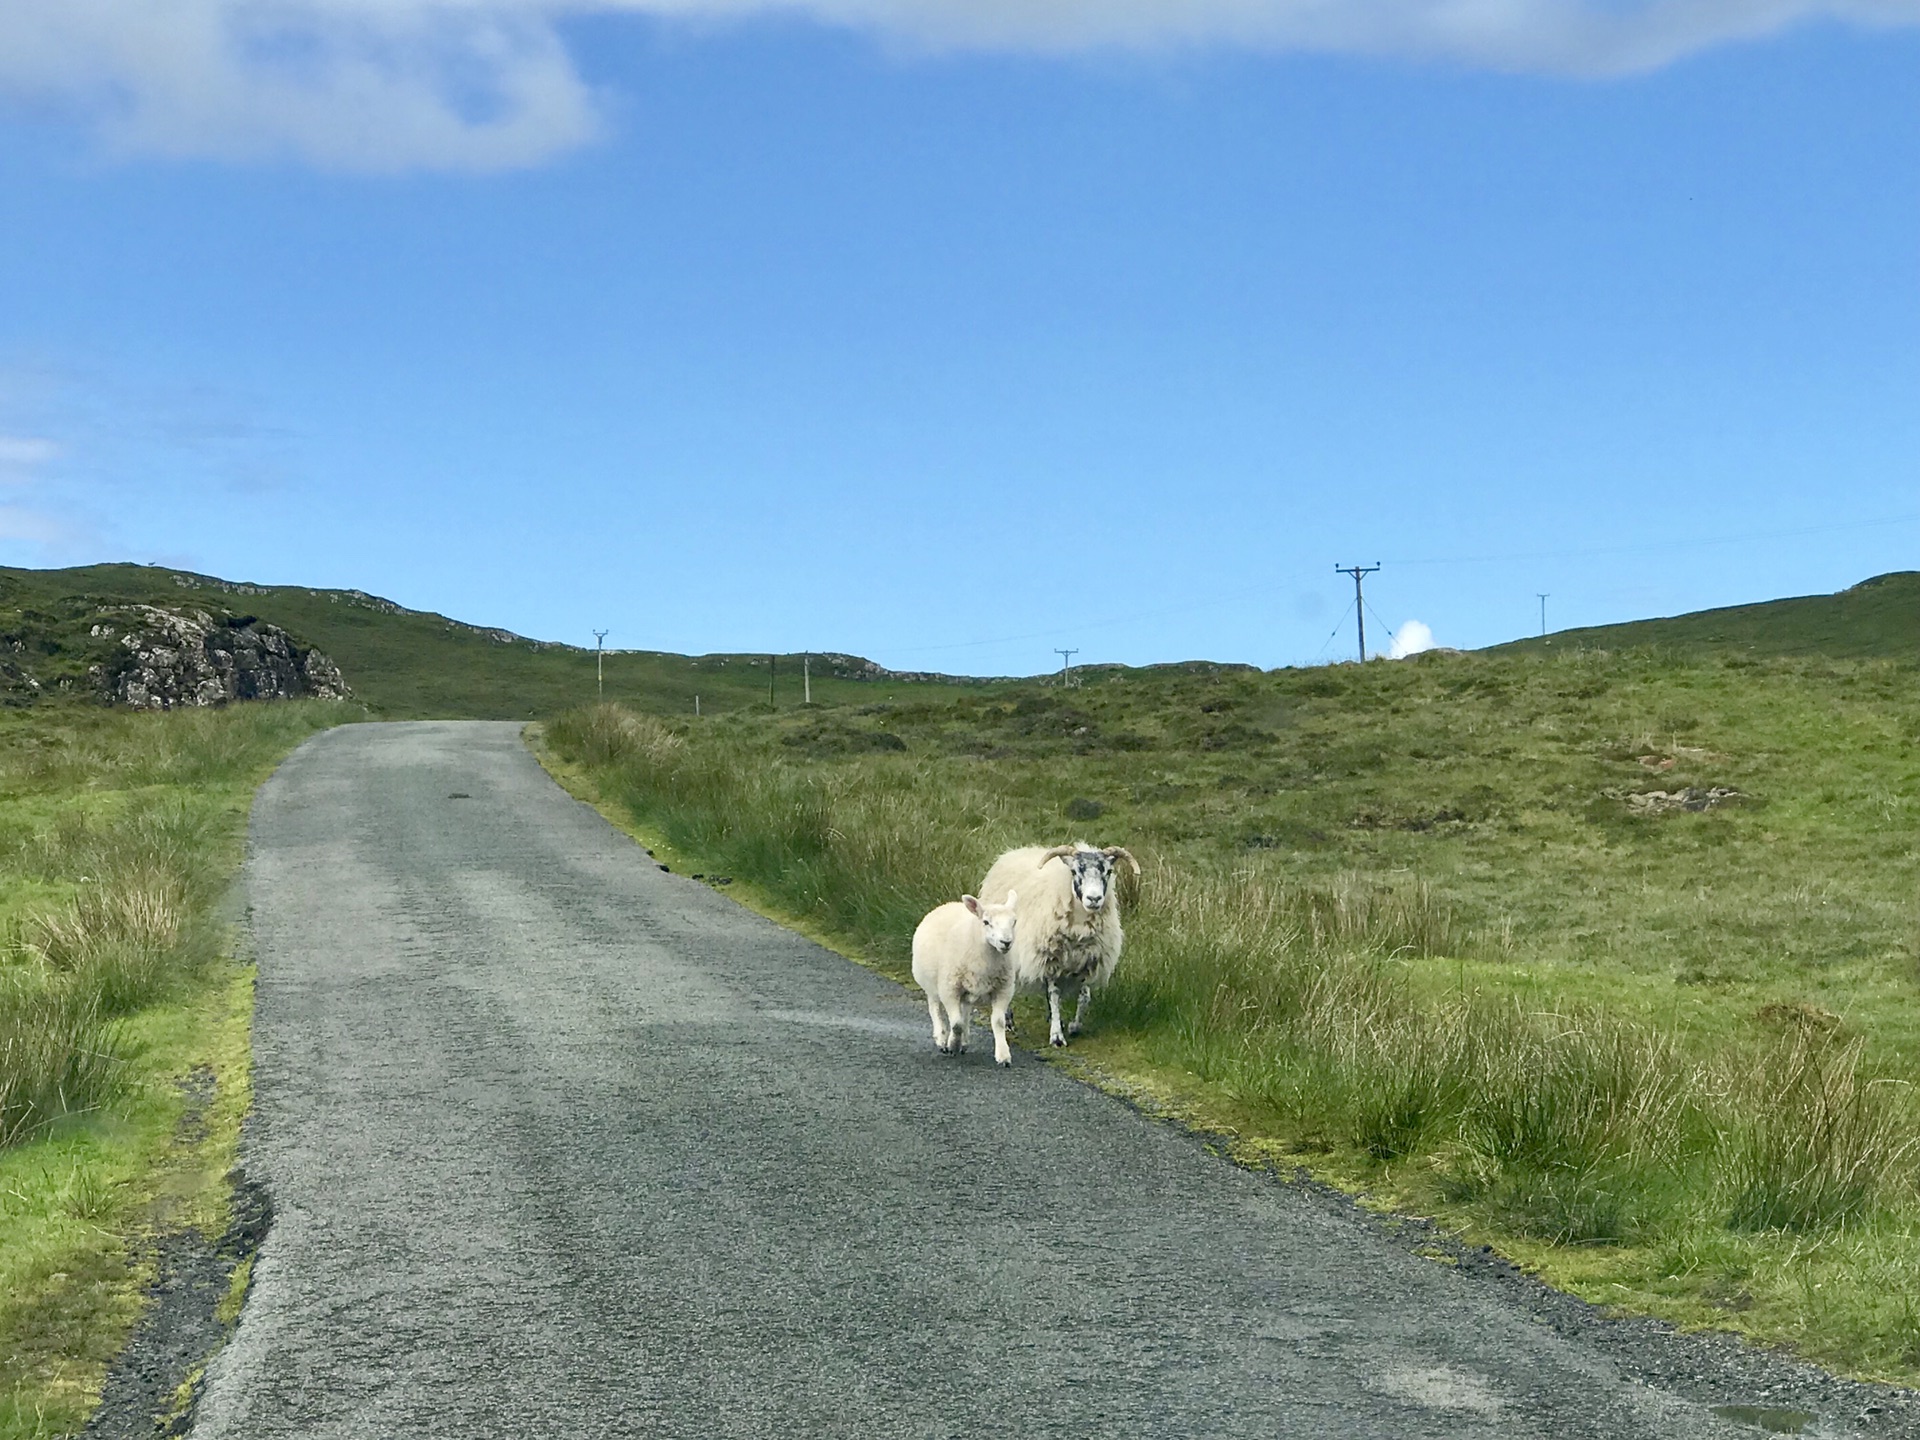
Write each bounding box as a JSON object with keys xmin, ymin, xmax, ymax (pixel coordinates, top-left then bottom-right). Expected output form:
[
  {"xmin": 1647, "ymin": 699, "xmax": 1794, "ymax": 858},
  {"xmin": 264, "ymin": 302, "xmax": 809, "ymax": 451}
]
[
  {"xmin": 0, "ymin": 563, "xmax": 974, "ymax": 719},
  {"xmin": 6, "ymin": 563, "xmax": 1911, "ymax": 718},
  {"xmin": 1499, "ymin": 571, "xmax": 1918, "ymax": 660}
]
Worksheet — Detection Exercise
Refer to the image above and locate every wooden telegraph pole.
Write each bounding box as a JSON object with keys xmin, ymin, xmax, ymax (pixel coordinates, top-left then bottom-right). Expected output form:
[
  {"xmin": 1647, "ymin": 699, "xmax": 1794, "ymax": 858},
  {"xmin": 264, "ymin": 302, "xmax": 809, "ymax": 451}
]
[{"xmin": 1334, "ymin": 565, "xmax": 1381, "ymax": 661}]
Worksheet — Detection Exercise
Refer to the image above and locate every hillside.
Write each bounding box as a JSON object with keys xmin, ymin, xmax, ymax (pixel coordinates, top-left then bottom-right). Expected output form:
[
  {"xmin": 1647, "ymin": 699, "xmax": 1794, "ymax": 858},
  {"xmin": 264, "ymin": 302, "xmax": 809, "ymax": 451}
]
[
  {"xmin": 0, "ymin": 563, "xmax": 973, "ymax": 719},
  {"xmin": 1498, "ymin": 571, "xmax": 1917, "ymax": 660}
]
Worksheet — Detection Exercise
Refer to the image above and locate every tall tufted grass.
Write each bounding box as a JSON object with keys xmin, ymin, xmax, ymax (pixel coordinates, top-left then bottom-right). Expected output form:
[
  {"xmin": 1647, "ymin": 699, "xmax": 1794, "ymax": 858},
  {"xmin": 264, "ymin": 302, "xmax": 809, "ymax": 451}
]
[
  {"xmin": 549, "ymin": 700, "xmax": 1920, "ymax": 1255},
  {"xmin": 0, "ymin": 702, "xmax": 334, "ymax": 1147}
]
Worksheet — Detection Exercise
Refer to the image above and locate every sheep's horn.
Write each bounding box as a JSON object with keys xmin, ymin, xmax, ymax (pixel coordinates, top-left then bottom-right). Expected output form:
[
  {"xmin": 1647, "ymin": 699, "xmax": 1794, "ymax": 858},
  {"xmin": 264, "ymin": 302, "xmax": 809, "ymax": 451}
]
[
  {"xmin": 1102, "ymin": 846, "xmax": 1141, "ymax": 877},
  {"xmin": 1038, "ymin": 844, "xmax": 1077, "ymax": 864}
]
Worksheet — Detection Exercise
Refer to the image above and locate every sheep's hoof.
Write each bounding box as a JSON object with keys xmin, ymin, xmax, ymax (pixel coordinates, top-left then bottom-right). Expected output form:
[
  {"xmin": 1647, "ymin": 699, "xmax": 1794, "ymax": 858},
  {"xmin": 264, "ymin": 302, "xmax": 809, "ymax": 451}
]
[
  {"xmin": 996, "ymin": 1056, "xmax": 1012, "ymax": 1068},
  {"xmin": 1067, "ymin": 1023, "xmax": 1083, "ymax": 1037},
  {"xmin": 1050, "ymin": 1035, "xmax": 1067, "ymax": 1048}
]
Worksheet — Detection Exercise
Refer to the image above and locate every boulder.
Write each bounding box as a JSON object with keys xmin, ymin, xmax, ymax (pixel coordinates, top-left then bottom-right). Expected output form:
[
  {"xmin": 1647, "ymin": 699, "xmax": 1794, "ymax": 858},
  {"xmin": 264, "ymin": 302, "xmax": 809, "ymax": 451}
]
[{"xmin": 97, "ymin": 605, "xmax": 348, "ymax": 710}]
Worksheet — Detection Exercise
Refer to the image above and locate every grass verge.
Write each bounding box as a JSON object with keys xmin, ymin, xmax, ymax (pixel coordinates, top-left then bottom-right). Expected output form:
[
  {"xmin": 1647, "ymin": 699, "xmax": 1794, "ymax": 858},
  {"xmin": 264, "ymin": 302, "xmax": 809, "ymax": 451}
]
[
  {"xmin": 535, "ymin": 655, "xmax": 1920, "ymax": 1385},
  {"xmin": 0, "ymin": 701, "xmax": 341, "ymax": 1438}
]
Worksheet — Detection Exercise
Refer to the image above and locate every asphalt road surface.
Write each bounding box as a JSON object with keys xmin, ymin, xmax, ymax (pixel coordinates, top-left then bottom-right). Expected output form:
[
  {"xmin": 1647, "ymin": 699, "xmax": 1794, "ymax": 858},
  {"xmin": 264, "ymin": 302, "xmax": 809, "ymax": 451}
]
[{"xmin": 192, "ymin": 720, "xmax": 1774, "ymax": 1439}]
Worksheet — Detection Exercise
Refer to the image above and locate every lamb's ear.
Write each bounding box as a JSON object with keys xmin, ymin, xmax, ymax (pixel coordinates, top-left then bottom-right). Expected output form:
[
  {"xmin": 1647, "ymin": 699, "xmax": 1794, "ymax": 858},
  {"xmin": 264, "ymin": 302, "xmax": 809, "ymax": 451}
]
[
  {"xmin": 1004, "ymin": 889, "xmax": 1017, "ymax": 909},
  {"xmin": 963, "ymin": 894, "xmax": 983, "ymax": 917}
]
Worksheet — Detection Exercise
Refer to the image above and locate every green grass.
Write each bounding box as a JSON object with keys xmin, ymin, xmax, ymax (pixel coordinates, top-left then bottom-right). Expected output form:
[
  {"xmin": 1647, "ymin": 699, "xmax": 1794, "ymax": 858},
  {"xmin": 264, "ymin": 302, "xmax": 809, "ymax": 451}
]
[
  {"xmin": 1, "ymin": 563, "xmax": 981, "ymax": 720},
  {"xmin": 542, "ymin": 642, "xmax": 1920, "ymax": 1382},
  {"xmin": 1499, "ymin": 570, "xmax": 1919, "ymax": 661},
  {"xmin": 0, "ymin": 701, "xmax": 339, "ymax": 1437}
]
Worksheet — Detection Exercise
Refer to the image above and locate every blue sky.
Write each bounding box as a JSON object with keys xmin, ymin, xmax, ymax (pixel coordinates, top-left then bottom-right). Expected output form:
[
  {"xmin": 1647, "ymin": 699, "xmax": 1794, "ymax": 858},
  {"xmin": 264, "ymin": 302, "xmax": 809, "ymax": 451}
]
[{"xmin": 0, "ymin": 4, "xmax": 1914, "ymax": 673}]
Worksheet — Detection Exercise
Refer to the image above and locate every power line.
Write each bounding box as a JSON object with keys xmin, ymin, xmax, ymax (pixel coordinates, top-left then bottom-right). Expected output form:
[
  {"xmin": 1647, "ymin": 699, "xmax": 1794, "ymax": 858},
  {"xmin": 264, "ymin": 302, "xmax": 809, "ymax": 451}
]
[
  {"xmin": 1387, "ymin": 511, "xmax": 1920, "ymax": 569},
  {"xmin": 1311, "ymin": 598, "xmax": 1357, "ymax": 664},
  {"xmin": 1362, "ymin": 596, "xmax": 1401, "ymax": 656},
  {"xmin": 656, "ymin": 505, "xmax": 1920, "ymax": 672},
  {"xmin": 1335, "ymin": 563, "xmax": 1381, "ymax": 662}
]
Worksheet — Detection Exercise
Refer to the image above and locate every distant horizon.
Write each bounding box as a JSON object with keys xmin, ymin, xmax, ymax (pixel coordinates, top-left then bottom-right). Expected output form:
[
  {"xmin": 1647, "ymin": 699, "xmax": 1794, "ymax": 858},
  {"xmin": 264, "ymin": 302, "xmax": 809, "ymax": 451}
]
[{"xmin": 9, "ymin": 555, "xmax": 1908, "ymax": 677}]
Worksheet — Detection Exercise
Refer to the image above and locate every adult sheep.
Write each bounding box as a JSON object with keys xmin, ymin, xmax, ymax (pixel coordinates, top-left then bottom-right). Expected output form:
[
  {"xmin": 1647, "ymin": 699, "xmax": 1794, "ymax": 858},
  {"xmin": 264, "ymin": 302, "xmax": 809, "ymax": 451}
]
[{"xmin": 976, "ymin": 841, "xmax": 1139, "ymax": 1049}]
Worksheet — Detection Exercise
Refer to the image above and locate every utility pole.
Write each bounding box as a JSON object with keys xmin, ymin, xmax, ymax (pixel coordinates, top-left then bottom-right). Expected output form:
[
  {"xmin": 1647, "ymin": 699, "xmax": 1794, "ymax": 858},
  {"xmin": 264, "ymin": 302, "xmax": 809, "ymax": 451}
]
[
  {"xmin": 593, "ymin": 630, "xmax": 609, "ymax": 698},
  {"xmin": 1538, "ymin": 594, "xmax": 1550, "ymax": 637},
  {"xmin": 1335, "ymin": 564, "xmax": 1381, "ymax": 662},
  {"xmin": 769, "ymin": 655, "xmax": 776, "ymax": 706},
  {"xmin": 803, "ymin": 654, "xmax": 812, "ymax": 706},
  {"xmin": 1054, "ymin": 648, "xmax": 1078, "ymax": 689}
]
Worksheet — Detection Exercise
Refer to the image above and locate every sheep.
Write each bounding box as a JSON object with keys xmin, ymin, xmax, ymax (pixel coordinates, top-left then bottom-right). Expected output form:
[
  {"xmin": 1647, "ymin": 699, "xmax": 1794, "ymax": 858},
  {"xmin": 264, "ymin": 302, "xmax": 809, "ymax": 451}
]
[
  {"xmin": 976, "ymin": 841, "xmax": 1139, "ymax": 1048},
  {"xmin": 911, "ymin": 892, "xmax": 1020, "ymax": 1066}
]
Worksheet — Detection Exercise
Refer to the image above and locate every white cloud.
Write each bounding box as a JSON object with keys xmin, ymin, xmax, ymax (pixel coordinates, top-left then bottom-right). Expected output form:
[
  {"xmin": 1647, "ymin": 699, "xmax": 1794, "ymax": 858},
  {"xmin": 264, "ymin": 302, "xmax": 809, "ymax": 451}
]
[
  {"xmin": 0, "ymin": 2, "xmax": 599, "ymax": 172},
  {"xmin": 0, "ymin": 0, "xmax": 1916, "ymax": 171},
  {"xmin": 1389, "ymin": 618, "xmax": 1436, "ymax": 657},
  {"xmin": 0, "ymin": 434, "xmax": 58, "ymax": 476}
]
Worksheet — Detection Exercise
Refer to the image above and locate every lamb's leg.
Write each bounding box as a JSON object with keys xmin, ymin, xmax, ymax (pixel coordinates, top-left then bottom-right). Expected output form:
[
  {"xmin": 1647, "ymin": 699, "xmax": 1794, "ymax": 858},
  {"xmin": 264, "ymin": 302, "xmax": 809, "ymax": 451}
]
[
  {"xmin": 944, "ymin": 984, "xmax": 971, "ymax": 1053},
  {"xmin": 1068, "ymin": 981, "xmax": 1093, "ymax": 1038},
  {"xmin": 1047, "ymin": 980, "xmax": 1067, "ymax": 1047},
  {"xmin": 926, "ymin": 991, "xmax": 951, "ymax": 1053},
  {"xmin": 989, "ymin": 983, "xmax": 1014, "ymax": 1067}
]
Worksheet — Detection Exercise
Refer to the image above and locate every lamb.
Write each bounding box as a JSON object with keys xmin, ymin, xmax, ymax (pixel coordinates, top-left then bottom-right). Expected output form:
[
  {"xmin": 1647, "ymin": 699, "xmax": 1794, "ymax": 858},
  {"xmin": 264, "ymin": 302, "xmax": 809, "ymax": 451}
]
[
  {"xmin": 911, "ymin": 891, "xmax": 1020, "ymax": 1066},
  {"xmin": 976, "ymin": 842, "xmax": 1139, "ymax": 1048}
]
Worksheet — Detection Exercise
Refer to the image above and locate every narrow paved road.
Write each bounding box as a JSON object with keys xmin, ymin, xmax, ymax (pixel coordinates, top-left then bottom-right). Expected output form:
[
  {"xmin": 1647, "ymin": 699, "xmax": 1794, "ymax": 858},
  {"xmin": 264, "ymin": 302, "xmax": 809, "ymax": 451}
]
[{"xmin": 194, "ymin": 721, "xmax": 1751, "ymax": 1438}]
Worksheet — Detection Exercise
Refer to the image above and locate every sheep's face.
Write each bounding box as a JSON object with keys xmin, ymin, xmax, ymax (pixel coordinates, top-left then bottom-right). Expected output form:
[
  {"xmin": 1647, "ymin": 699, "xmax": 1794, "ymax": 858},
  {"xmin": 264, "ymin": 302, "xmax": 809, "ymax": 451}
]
[
  {"xmin": 1062, "ymin": 849, "xmax": 1115, "ymax": 912},
  {"xmin": 964, "ymin": 892, "xmax": 1018, "ymax": 953}
]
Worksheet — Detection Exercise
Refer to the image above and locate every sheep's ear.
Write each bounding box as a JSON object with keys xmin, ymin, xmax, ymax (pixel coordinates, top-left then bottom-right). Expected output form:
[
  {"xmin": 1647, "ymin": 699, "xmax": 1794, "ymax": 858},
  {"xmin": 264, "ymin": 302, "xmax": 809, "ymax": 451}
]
[
  {"xmin": 1004, "ymin": 889, "xmax": 1017, "ymax": 907},
  {"xmin": 963, "ymin": 894, "xmax": 982, "ymax": 916}
]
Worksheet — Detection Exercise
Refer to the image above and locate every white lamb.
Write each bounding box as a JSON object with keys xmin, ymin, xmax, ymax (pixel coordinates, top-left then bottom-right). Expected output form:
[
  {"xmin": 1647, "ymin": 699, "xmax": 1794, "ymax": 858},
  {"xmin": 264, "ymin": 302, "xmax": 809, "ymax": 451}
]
[
  {"xmin": 911, "ymin": 892, "xmax": 1020, "ymax": 1066},
  {"xmin": 977, "ymin": 842, "xmax": 1139, "ymax": 1048}
]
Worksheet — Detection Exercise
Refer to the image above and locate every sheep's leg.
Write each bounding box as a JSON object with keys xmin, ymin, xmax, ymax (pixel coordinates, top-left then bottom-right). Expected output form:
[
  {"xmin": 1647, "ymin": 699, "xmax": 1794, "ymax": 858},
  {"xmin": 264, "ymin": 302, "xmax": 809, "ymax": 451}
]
[
  {"xmin": 1047, "ymin": 980, "xmax": 1067, "ymax": 1047},
  {"xmin": 944, "ymin": 985, "xmax": 971, "ymax": 1053},
  {"xmin": 926, "ymin": 991, "xmax": 952, "ymax": 1053},
  {"xmin": 989, "ymin": 985, "xmax": 1014, "ymax": 1067},
  {"xmin": 1068, "ymin": 981, "xmax": 1093, "ymax": 1038}
]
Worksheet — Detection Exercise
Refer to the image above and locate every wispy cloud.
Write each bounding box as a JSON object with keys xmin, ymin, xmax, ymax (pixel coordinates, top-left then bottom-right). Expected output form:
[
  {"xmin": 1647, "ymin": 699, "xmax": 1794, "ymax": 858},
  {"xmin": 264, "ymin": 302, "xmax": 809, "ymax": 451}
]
[
  {"xmin": 0, "ymin": 364, "xmax": 299, "ymax": 565},
  {"xmin": 0, "ymin": 433, "xmax": 59, "ymax": 477},
  {"xmin": 0, "ymin": 1, "xmax": 599, "ymax": 172},
  {"xmin": 0, "ymin": 1, "xmax": 1915, "ymax": 171},
  {"xmin": 0, "ymin": 427, "xmax": 84, "ymax": 557},
  {"xmin": 0, "ymin": 504, "xmax": 72, "ymax": 545}
]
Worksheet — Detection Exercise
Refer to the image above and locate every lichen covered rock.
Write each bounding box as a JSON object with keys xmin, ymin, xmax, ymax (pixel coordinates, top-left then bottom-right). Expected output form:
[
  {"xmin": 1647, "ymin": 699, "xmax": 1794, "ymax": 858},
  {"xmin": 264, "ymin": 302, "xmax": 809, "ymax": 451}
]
[{"xmin": 99, "ymin": 605, "xmax": 348, "ymax": 710}]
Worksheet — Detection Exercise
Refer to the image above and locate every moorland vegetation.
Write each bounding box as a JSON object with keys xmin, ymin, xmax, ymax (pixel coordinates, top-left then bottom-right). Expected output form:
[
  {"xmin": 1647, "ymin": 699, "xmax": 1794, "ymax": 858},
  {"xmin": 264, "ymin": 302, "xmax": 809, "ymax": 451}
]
[
  {"xmin": 0, "ymin": 703, "xmax": 338, "ymax": 1437},
  {"xmin": 544, "ymin": 632, "xmax": 1920, "ymax": 1381}
]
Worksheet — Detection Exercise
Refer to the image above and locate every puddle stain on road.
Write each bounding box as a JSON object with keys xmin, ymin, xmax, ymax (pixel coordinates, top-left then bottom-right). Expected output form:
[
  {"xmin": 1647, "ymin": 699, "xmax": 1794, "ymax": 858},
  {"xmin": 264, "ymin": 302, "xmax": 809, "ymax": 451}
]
[
  {"xmin": 1711, "ymin": 1405, "xmax": 1817, "ymax": 1434},
  {"xmin": 1367, "ymin": 1364, "xmax": 1503, "ymax": 1416}
]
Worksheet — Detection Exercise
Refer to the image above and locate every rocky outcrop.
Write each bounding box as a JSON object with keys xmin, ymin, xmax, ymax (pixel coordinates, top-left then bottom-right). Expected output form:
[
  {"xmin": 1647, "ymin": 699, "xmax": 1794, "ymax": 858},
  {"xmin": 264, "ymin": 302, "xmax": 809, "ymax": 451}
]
[
  {"xmin": 93, "ymin": 605, "xmax": 349, "ymax": 710},
  {"xmin": 1627, "ymin": 786, "xmax": 1744, "ymax": 815}
]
